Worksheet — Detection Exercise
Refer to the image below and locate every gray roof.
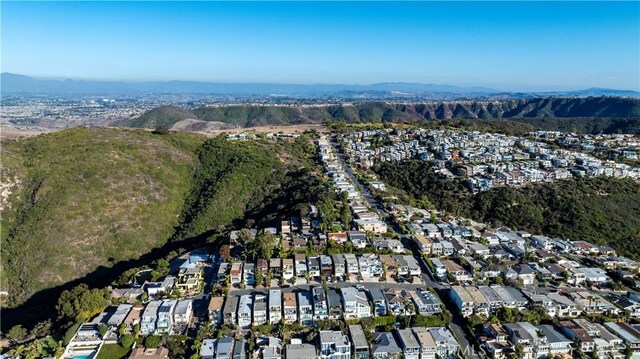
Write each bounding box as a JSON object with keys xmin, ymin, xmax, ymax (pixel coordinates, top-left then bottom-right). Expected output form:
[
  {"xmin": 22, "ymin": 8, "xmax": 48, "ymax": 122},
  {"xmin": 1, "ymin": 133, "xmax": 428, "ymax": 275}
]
[
  {"xmin": 395, "ymin": 329, "xmax": 419, "ymax": 349},
  {"xmin": 269, "ymin": 289, "xmax": 282, "ymax": 307},
  {"xmin": 286, "ymin": 344, "xmax": 317, "ymax": 359},
  {"xmin": 349, "ymin": 325, "xmax": 368, "ymax": 348},
  {"xmin": 372, "ymin": 332, "xmax": 401, "ymax": 354},
  {"xmin": 174, "ymin": 300, "xmax": 192, "ymax": 316},
  {"xmin": 368, "ymin": 287, "xmax": 386, "ymax": 303},
  {"xmin": 538, "ymin": 325, "xmax": 572, "ymax": 344},
  {"xmin": 327, "ymin": 288, "xmax": 342, "ymax": 307},
  {"xmin": 298, "ymin": 291, "xmax": 312, "ymax": 307}
]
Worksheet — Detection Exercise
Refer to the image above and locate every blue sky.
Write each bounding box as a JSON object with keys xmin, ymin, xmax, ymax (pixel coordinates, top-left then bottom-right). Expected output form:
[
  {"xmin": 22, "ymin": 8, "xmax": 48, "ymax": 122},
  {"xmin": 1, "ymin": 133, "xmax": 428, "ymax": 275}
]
[{"xmin": 2, "ymin": 1, "xmax": 639, "ymax": 91}]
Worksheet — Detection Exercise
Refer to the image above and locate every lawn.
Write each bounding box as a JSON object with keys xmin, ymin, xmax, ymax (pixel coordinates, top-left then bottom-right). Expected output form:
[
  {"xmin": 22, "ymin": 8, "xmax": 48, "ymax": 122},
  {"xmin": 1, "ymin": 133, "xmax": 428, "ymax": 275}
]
[{"xmin": 96, "ymin": 344, "xmax": 130, "ymax": 359}]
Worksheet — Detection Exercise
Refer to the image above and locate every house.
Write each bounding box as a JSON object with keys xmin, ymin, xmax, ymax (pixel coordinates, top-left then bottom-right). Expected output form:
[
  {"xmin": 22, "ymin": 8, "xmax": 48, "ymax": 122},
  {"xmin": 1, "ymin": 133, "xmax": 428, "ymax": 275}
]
[
  {"xmin": 308, "ymin": 257, "xmax": 321, "ymax": 278},
  {"xmin": 348, "ymin": 231, "xmax": 369, "ymax": 248},
  {"xmin": 201, "ymin": 339, "xmax": 217, "ymax": 359},
  {"xmin": 394, "ymin": 329, "xmax": 420, "ymax": 359},
  {"xmin": 269, "ymin": 259, "xmax": 281, "ymax": 279},
  {"xmin": 282, "ymin": 259, "xmax": 294, "ymax": 280},
  {"xmin": 604, "ymin": 322, "xmax": 640, "ymax": 352},
  {"xmin": 216, "ymin": 263, "xmax": 230, "ymax": 284},
  {"xmin": 173, "ymin": 299, "xmax": 193, "ymax": 333},
  {"xmin": 560, "ymin": 320, "xmax": 595, "ymax": 354},
  {"xmin": 286, "ymin": 342, "xmax": 317, "ymax": 359},
  {"xmin": 175, "ymin": 267, "xmax": 203, "ymax": 294},
  {"xmin": 253, "ymin": 293, "xmax": 268, "ymax": 326},
  {"xmin": 412, "ymin": 327, "xmax": 437, "ymax": 359},
  {"xmin": 411, "ymin": 289, "xmax": 442, "ymax": 315},
  {"xmin": 256, "ymin": 337, "xmax": 282, "ymax": 359},
  {"xmin": 392, "ymin": 255, "xmax": 409, "ymax": 276},
  {"xmin": 344, "ymin": 254, "xmax": 360, "ymax": 274},
  {"xmin": 320, "ymin": 330, "xmax": 351, "ymax": 359},
  {"xmin": 371, "ymin": 332, "xmax": 402, "ymax": 359},
  {"xmin": 359, "ymin": 253, "xmax": 383, "ymax": 279},
  {"xmin": 547, "ymin": 293, "xmax": 581, "ymax": 318},
  {"xmin": 355, "ymin": 218, "xmax": 387, "ymax": 234},
  {"xmin": 257, "ymin": 259, "xmax": 269, "ymax": 278},
  {"xmin": 368, "ymin": 287, "xmax": 388, "ymax": 316},
  {"xmin": 332, "ymin": 254, "xmax": 346, "ymax": 279},
  {"xmin": 295, "ymin": 254, "xmax": 308, "ymax": 277},
  {"xmin": 384, "ymin": 288, "xmax": 410, "ymax": 316},
  {"xmin": 427, "ymin": 327, "xmax": 459, "ymax": 359},
  {"xmin": 569, "ymin": 291, "xmax": 619, "ymax": 316},
  {"xmin": 223, "ymin": 296, "xmax": 239, "ymax": 326},
  {"xmin": 268, "ymin": 289, "xmax": 282, "ymax": 325},
  {"xmin": 313, "ymin": 287, "xmax": 329, "ymax": 320},
  {"xmin": 538, "ymin": 325, "xmax": 573, "ymax": 356},
  {"xmin": 513, "ymin": 264, "xmax": 536, "ymax": 285},
  {"xmin": 129, "ymin": 348, "xmax": 170, "ymax": 359},
  {"xmin": 374, "ymin": 238, "xmax": 405, "ymax": 254},
  {"xmin": 237, "ymin": 295, "xmax": 253, "ymax": 328},
  {"xmin": 243, "ymin": 263, "xmax": 256, "ymax": 286},
  {"xmin": 327, "ymin": 288, "xmax": 344, "ymax": 319},
  {"xmin": 230, "ymin": 263, "xmax": 243, "ymax": 285},
  {"xmin": 442, "ymin": 259, "xmax": 471, "ymax": 282},
  {"xmin": 107, "ymin": 304, "xmax": 133, "ymax": 327},
  {"xmin": 155, "ymin": 299, "xmax": 176, "ymax": 334},
  {"xmin": 349, "ymin": 325, "xmax": 370, "ymax": 359},
  {"xmin": 403, "ymin": 255, "xmax": 421, "ymax": 276},
  {"xmin": 298, "ymin": 291, "xmax": 314, "ymax": 326},
  {"xmin": 430, "ymin": 258, "xmax": 447, "ymax": 279},
  {"xmin": 341, "ymin": 287, "xmax": 371, "ymax": 319},
  {"xmin": 140, "ymin": 300, "xmax": 161, "ymax": 335},
  {"xmin": 233, "ymin": 339, "xmax": 247, "ymax": 359},
  {"xmin": 208, "ymin": 296, "xmax": 225, "ymax": 327},
  {"xmin": 413, "ymin": 235, "xmax": 433, "ymax": 254},
  {"xmin": 283, "ymin": 292, "xmax": 298, "ymax": 324},
  {"xmin": 216, "ymin": 337, "xmax": 235, "ymax": 359},
  {"xmin": 320, "ymin": 255, "xmax": 333, "ymax": 277}
]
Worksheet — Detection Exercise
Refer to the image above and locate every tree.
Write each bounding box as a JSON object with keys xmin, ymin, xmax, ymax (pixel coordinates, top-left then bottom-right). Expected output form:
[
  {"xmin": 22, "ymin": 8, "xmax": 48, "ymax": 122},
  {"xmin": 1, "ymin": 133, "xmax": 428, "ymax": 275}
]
[
  {"xmin": 30, "ymin": 320, "xmax": 52, "ymax": 338},
  {"xmin": 255, "ymin": 232, "xmax": 276, "ymax": 260},
  {"xmin": 120, "ymin": 334, "xmax": 135, "ymax": 348},
  {"xmin": 7, "ymin": 325, "xmax": 28, "ymax": 343},
  {"xmin": 153, "ymin": 125, "xmax": 170, "ymax": 135},
  {"xmin": 144, "ymin": 335, "xmax": 162, "ymax": 348},
  {"xmin": 98, "ymin": 324, "xmax": 108, "ymax": 336},
  {"xmin": 166, "ymin": 336, "xmax": 187, "ymax": 358},
  {"xmin": 56, "ymin": 284, "xmax": 110, "ymax": 321},
  {"xmin": 340, "ymin": 206, "xmax": 352, "ymax": 230}
]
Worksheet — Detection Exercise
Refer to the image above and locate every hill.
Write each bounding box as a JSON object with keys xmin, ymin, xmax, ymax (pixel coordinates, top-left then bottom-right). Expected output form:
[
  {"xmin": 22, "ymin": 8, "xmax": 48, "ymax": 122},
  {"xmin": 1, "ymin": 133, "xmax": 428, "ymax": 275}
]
[
  {"xmin": 375, "ymin": 161, "xmax": 640, "ymax": 259},
  {"xmin": 0, "ymin": 128, "xmax": 324, "ymax": 329},
  {"xmin": 123, "ymin": 98, "xmax": 640, "ymax": 132}
]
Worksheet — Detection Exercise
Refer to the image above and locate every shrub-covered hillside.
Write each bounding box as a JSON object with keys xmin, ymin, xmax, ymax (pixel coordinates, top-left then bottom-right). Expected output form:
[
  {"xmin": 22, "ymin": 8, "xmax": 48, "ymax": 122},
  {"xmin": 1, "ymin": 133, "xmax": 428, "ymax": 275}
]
[
  {"xmin": 0, "ymin": 128, "xmax": 323, "ymax": 318},
  {"xmin": 1, "ymin": 128, "xmax": 204, "ymax": 308},
  {"xmin": 375, "ymin": 161, "xmax": 640, "ymax": 259}
]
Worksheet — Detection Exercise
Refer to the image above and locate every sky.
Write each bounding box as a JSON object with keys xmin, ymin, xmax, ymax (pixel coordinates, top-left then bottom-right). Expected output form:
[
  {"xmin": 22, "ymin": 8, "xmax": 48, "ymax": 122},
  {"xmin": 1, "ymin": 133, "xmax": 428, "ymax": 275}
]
[{"xmin": 1, "ymin": 1, "xmax": 639, "ymax": 91}]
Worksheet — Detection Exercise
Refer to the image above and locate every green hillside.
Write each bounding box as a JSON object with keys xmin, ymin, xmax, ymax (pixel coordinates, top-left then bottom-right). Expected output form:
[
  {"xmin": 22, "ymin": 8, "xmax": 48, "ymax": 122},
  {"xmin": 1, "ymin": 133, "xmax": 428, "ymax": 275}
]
[
  {"xmin": 0, "ymin": 128, "xmax": 323, "ymax": 323},
  {"xmin": 375, "ymin": 161, "xmax": 640, "ymax": 259},
  {"xmin": 1, "ymin": 128, "xmax": 205, "ymax": 308},
  {"xmin": 125, "ymin": 105, "xmax": 198, "ymax": 128},
  {"xmin": 122, "ymin": 98, "xmax": 640, "ymax": 134}
]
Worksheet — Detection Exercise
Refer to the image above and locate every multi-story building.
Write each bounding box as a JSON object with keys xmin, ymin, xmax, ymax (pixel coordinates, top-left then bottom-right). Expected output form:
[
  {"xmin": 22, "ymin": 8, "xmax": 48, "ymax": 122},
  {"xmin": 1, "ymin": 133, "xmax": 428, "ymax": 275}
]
[
  {"xmin": 341, "ymin": 287, "xmax": 371, "ymax": 319},
  {"xmin": 253, "ymin": 293, "xmax": 268, "ymax": 326},
  {"xmin": 298, "ymin": 291, "xmax": 314, "ymax": 326},
  {"xmin": 140, "ymin": 300, "xmax": 161, "ymax": 335},
  {"xmin": 395, "ymin": 329, "xmax": 420, "ymax": 359},
  {"xmin": 237, "ymin": 295, "xmax": 253, "ymax": 328},
  {"xmin": 349, "ymin": 325, "xmax": 370, "ymax": 359},
  {"xmin": 313, "ymin": 287, "xmax": 328, "ymax": 320},
  {"xmin": 283, "ymin": 292, "xmax": 298, "ymax": 324},
  {"xmin": 223, "ymin": 296, "xmax": 238, "ymax": 326},
  {"xmin": 320, "ymin": 331, "xmax": 351, "ymax": 359},
  {"xmin": 269, "ymin": 289, "xmax": 282, "ymax": 325}
]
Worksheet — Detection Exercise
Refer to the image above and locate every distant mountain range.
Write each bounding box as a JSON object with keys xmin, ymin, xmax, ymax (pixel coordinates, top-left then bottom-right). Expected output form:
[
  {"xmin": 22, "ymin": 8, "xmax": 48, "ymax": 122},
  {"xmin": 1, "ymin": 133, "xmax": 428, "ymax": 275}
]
[
  {"xmin": 2, "ymin": 73, "xmax": 639, "ymax": 98},
  {"xmin": 123, "ymin": 97, "xmax": 640, "ymax": 130}
]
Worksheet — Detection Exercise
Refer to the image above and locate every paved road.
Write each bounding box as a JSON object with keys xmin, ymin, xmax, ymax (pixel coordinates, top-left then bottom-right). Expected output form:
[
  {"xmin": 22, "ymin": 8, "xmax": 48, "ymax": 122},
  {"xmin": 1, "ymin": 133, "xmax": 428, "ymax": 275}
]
[
  {"xmin": 330, "ymin": 139, "xmax": 442, "ymax": 290},
  {"xmin": 331, "ymin": 137, "xmax": 479, "ymax": 358}
]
